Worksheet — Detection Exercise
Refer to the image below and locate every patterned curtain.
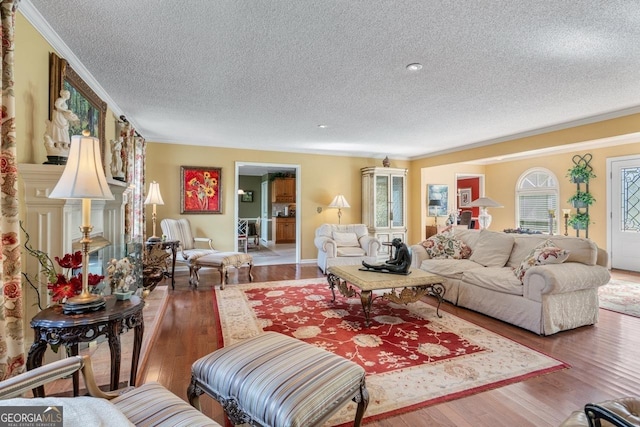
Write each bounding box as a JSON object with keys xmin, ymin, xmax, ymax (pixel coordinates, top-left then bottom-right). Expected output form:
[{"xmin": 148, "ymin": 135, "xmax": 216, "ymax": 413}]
[
  {"xmin": 0, "ymin": 0, "xmax": 24, "ymax": 380},
  {"xmin": 122, "ymin": 123, "xmax": 146, "ymax": 241}
]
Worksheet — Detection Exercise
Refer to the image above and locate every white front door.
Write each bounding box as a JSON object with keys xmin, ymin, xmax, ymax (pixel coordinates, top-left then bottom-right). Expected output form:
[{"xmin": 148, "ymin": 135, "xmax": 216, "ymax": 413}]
[{"xmin": 609, "ymin": 156, "xmax": 640, "ymax": 271}]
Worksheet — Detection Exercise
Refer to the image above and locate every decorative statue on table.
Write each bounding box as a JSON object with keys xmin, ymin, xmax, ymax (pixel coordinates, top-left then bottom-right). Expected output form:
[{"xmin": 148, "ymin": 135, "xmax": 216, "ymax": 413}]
[{"xmin": 361, "ymin": 238, "xmax": 412, "ymax": 275}]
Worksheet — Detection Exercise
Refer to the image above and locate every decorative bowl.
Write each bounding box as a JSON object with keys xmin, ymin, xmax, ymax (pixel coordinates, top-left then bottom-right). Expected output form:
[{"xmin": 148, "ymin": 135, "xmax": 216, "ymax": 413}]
[{"xmin": 114, "ymin": 290, "xmax": 133, "ymax": 300}]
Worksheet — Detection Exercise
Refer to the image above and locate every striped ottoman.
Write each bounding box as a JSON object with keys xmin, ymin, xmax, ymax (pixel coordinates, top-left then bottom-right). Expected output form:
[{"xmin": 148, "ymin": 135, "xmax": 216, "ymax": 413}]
[
  {"xmin": 187, "ymin": 332, "xmax": 369, "ymax": 427},
  {"xmin": 190, "ymin": 252, "xmax": 253, "ymax": 289}
]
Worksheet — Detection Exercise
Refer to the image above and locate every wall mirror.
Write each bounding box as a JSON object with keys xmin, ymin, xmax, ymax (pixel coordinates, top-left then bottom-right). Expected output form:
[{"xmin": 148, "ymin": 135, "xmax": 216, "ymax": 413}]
[{"xmin": 49, "ymin": 52, "xmax": 107, "ymax": 158}]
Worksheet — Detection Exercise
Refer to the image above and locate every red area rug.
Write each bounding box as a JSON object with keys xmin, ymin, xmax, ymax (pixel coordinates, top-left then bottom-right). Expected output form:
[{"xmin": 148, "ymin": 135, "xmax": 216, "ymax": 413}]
[{"xmin": 213, "ymin": 279, "xmax": 568, "ymax": 426}]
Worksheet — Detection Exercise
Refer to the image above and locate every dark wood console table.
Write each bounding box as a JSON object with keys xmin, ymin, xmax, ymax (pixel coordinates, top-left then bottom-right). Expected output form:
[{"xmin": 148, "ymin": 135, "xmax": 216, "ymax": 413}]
[
  {"xmin": 27, "ymin": 295, "xmax": 144, "ymax": 397},
  {"xmin": 146, "ymin": 239, "xmax": 180, "ymax": 289}
]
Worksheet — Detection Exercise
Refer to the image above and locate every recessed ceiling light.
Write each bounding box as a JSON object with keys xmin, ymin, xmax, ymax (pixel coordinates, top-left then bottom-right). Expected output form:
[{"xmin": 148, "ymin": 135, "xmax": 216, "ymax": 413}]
[
  {"xmin": 406, "ymin": 63, "xmax": 423, "ymax": 71},
  {"xmin": 318, "ymin": 124, "xmax": 328, "ymax": 129}
]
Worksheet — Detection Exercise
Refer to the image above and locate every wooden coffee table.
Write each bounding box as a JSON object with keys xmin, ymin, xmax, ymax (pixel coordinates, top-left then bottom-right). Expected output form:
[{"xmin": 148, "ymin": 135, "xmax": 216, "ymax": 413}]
[{"xmin": 327, "ymin": 265, "xmax": 446, "ymax": 327}]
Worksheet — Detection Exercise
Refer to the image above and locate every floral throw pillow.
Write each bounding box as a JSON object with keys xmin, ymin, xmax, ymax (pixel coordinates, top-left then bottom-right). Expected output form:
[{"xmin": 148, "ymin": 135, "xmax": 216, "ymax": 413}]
[
  {"xmin": 420, "ymin": 234, "xmax": 472, "ymax": 259},
  {"xmin": 514, "ymin": 240, "xmax": 570, "ymax": 282}
]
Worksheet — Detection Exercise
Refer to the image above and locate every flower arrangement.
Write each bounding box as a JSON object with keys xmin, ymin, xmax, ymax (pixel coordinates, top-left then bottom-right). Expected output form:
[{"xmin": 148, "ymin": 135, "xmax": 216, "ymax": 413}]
[
  {"xmin": 106, "ymin": 257, "xmax": 135, "ymax": 293},
  {"xmin": 46, "ymin": 251, "xmax": 104, "ymax": 303}
]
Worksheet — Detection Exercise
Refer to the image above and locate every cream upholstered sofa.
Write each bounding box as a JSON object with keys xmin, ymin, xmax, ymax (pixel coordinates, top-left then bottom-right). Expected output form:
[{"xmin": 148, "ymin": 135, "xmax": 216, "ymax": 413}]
[
  {"xmin": 314, "ymin": 224, "xmax": 380, "ymax": 274},
  {"xmin": 410, "ymin": 229, "xmax": 610, "ymax": 335}
]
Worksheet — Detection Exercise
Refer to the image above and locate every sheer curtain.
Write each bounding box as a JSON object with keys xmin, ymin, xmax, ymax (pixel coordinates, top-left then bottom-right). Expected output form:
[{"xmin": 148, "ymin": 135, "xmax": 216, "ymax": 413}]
[{"xmin": 0, "ymin": 0, "xmax": 24, "ymax": 379}]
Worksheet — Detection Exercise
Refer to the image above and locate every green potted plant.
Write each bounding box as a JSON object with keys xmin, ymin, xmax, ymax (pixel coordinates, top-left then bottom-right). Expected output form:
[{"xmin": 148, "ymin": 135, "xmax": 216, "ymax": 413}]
[
  {"xmin": 567, "ymin": 191, "xmax": 596, "ymax": 208},
  {"xmin": 566, "ymin": 164, "xmax": 596, "ymax": 183},
  {"xmin": 568, "ymin": 212, "xmax": 590, "ymax": 230}
]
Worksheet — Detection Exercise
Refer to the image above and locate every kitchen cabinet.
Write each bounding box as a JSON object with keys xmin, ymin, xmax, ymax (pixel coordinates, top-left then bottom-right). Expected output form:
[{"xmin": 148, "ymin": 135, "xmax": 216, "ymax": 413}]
[
  {"xmin": 274, "ymin": 217, "xmax": 296, "ymax": 243},
  {"xmin": 361, "ymin": 166, "xmax": 407, "ymax": 258},
  {"xmin": 272, "ymin": 178, "xmax": 295, "ymax": 203}
]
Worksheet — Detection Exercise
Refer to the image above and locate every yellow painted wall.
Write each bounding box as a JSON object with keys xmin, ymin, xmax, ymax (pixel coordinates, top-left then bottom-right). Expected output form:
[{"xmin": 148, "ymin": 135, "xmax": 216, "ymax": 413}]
[
  {"xmin": 145, "ymin": 143, "xmax": 410, "ymax": 260},
  {"xmin": 15, "ymin": 10, "xmax": 640, "ymax": 263}
]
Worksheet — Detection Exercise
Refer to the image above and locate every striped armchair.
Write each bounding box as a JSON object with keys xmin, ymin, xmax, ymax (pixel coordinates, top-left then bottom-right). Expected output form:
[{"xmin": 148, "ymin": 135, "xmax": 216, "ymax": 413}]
[
  {"xmin": 0, "ymin": 355, "xmax": 220, "ymax": 426},
  {"xmin": 160, "ymin": 218, "xmax": 218, "ymax": 283}
]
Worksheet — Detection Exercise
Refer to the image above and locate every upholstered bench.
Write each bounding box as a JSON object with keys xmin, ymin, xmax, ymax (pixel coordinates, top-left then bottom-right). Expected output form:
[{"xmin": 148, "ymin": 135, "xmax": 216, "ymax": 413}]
[
  {"xmin": 190, "ymin": 252, "xmax": 253, "ymax": 289},
  {"xmin": 187, "ymin": 331, "xmax": 369, "ymax": 427}
]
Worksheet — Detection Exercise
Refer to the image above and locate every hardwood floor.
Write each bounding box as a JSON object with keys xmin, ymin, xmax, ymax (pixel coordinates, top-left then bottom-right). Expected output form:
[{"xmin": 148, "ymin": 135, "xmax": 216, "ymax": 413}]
[{"xmin": 138, "ymin": 266, "xmax": 640, "ymax": 426}]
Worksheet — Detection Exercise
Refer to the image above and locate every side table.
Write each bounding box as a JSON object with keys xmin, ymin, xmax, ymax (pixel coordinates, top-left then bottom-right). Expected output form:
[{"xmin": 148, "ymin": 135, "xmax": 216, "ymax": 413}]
[
  {"xmin": 146, "ymin": 239, "xmax": 179, "ymax": 289},
  {"xmin": 27, "ymin": 295, "xmax": 144, "ymax": 397}
]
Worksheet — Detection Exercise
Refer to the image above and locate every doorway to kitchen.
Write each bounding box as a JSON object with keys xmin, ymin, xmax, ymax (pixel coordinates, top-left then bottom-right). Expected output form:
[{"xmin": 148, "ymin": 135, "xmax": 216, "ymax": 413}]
[{"xmin": 235, "ymin": 162, "xmax": 301, "ymax": 265}]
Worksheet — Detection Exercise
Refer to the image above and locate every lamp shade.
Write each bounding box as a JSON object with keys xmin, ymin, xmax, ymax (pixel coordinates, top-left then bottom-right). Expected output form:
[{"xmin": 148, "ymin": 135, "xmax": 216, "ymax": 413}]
[
  {"xmin": 49, "ymin": 132, "xmax": 114, "ymax": 200},
  {"xmin": 329, "ymin": 194, "xmax": 350, "ymax": 209},
  {"xmin": 144, "ymin": 181, "xmax": 165, "ymax": 205},
  {"xmin": 468, "ymin": 197, "xmax": 503, "ymax": 208}
]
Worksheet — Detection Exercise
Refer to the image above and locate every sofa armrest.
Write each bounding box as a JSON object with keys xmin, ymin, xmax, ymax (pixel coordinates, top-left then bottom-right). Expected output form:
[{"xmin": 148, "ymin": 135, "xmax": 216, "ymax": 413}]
[
  {"xmin": 358, "ymin": 235, "xmax": 380, "ymax": 256},
  {"xmin": 596, "ymin": 247, "xmax": 609, "ymax": 267},
  {"xmin": 410, "ymin": 244, "xmax": 430, "ymax": 269},
  {"xmin": 314, "ymin": 236, "xmax": 337, "ymax": 257},
  {"xmin": 523, "ymin": 263, "xmax": 611, "ymax": 302}
]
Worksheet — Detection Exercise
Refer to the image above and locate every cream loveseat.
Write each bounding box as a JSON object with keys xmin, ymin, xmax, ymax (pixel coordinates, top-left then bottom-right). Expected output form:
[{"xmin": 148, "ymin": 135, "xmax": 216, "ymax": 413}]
[
  {"xmin": 410, "ymin": 229, "xmax": 610, "ymax": 335},
  {"xmin": 315, "ymin": 224, "xmax": 380, "ymax": 274}
]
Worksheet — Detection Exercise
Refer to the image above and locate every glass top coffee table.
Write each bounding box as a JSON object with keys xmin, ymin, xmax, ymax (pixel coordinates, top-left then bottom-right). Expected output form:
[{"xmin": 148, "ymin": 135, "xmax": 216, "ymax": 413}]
[{"xmin": 327, "ymin": 264, "xmax": 446, "ymax": 327}]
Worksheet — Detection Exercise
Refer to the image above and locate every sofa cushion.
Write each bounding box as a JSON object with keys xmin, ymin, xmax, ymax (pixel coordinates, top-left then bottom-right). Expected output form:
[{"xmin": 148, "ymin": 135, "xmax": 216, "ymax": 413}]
[
  {"xmin": 462, "ymin": 267, "xmax": 524, "ymax": 296},
  {"xmin": 420, "ymin": 234, "xmax": 472, "ymax": 259},
  {"xmin": 332, "ymin": 231, "xmax": 360, "ymax": 247},
  {"xmin": 514, "ymin": 240, "xmax": 570, "ymax": 282},
  {"xmin": 336, "ymin": 246, "xmax": 366, "ymax": 257},
  {"xmin": 549, "ymin": 236, "xmax": 597, "ymax": 265},
  {"xmin": 506, "ymin": 235, "xmax": 549, "ymax": 268},
  {"xmin": 420, "ymin": 259, "xmax": 483, "ymax": 280},
  {"xmin": 469, "ymin": 230, "xmax": 515, "ymax": 267}
]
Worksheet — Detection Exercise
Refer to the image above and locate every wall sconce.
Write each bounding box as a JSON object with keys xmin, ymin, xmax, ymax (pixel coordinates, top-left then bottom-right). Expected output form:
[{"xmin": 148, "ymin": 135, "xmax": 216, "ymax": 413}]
[
  {"xmin": 144, "ymin": 181, "xmax": 165, "ymax": 242},
  {"xmin": 328, "ymin": 194, "xmax": 350, "ymax": 224},
  {"xmin": 49, "ymin": 130, "xmax": 114, "ymax": 314},
  {"xmin": 562, "ymin": 209, "xmax": 571, "ymax": 236}
]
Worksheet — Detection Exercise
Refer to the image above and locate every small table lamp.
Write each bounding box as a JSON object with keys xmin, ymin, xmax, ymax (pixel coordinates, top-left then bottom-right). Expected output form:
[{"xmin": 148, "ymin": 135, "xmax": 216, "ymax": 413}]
[
  {"xmin": 428, "ymin": 199, "xmax": 442, "ymax": 225},
  {"xmin": 329, "ymin": 194, "xmax": 350, "ymax": 224},
  {"xmin": 49, "ymin": 130, "xmax": 114, "ymax": 314},
  {"xmin": 144, "ymin": 181, "xmax": 165, "ymax": 242},
  {"xmin": 468, "ymin": 197, "xmax": 503, "ymax": 230}
]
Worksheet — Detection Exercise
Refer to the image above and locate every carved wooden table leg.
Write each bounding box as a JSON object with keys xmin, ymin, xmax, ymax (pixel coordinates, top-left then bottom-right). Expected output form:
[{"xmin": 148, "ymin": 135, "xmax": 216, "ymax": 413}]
[
  {"xmin": 107, "ymin": 320, "xmax": 122, "ymax": 390},
  {"xmin": 26, "ymin": 336, "xmax": 48, "ymax": 397},
  {"xmin": 359, "ymin": 290, "xmax": 374, "ymax": 327},
  {"xmin": 130, "ymin": 318, "xmax": 144, "ymax": 387}
]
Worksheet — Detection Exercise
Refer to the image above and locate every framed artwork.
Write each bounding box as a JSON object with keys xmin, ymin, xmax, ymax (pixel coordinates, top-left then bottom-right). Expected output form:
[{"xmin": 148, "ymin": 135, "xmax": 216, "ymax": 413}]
[
  {"xmin": 49, "ymin": 53, "xmax": 107, "ymax": 158},
  {"xmin": 241, "ymin": 191, "xmax": 254, "ymax": 202},
  {"xmin": 459, "ymin": 188, "xmax": 472, "ymax": 207},
  {"xmin": 427, "ymin": 184, "xmax": 449, "ymax": 216},
  {"xmin": 180, "ymin": 166, "xmax": 223, "ymax": 214}
]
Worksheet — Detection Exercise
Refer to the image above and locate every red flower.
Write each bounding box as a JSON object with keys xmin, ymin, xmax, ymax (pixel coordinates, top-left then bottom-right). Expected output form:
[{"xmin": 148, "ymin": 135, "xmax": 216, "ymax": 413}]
[
  {"xmin": 3, "ymin": 281, "xmax": 21, "ymax": 299},
  {"xmin": 55, "ymin": 251, "xmax": 82, "ymax": 269},
  {"xmin": 46, "ymin": 253, "xmax": 105, "ymax": 303}
]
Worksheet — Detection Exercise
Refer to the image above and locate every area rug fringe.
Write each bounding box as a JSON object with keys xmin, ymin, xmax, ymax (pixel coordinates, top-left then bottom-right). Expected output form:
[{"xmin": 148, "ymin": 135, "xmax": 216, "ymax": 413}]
[{"xmin": 213, "ymin": 279, "xmax": 569, "ymax": 425}]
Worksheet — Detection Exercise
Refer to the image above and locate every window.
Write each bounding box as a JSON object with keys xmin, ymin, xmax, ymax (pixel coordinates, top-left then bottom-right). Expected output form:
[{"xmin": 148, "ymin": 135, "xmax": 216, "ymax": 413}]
[{"xmin": 516, "ymin": 168, "xmax": 559, "ymax": 233}]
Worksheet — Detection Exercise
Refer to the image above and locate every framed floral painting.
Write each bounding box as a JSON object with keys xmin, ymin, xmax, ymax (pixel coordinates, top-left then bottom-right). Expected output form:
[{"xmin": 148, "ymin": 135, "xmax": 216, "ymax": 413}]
[{"xmin": 181, "ymin": 166, "xmax": 222, "ymax": 214}]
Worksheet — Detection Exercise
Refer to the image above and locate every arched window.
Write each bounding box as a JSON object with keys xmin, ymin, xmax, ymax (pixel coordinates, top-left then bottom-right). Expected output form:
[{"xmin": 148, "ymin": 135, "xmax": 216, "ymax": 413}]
[{"xmin": 516, "ymin": 168, "xmax": 559, "ymax": 233}]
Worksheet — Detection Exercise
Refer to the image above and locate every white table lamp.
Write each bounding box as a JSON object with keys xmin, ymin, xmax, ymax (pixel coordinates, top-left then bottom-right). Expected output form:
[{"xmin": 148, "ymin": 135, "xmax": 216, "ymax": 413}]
[
  {"xmin": 329, "ymin": 194, "xmax": 350, "ymax": 224},
  {"xmin": 468, "ymin": 197, "xmax": 503, "ymax": 230},
  {"xmin": 144, "ymin": 181, "xmax": 165, "ymax": 242},
  {"xmin": 49, "ymin": 130, "xmax": 114, "ymax": 313}
]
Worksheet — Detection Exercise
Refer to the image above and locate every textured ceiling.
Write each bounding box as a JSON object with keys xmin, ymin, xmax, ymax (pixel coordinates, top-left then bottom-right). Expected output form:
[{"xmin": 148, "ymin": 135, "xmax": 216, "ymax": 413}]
[{"xmin": 23, "ymin": 0, "xmax": 640, "ymax": 160}]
